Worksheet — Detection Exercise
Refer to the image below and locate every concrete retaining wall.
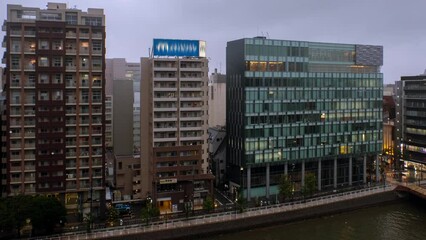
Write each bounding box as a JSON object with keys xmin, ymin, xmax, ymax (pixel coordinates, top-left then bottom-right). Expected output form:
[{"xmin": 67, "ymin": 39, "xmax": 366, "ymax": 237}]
[{"xmin": 111, "ymin": 191, "xmax": 400, "ymax": 240}]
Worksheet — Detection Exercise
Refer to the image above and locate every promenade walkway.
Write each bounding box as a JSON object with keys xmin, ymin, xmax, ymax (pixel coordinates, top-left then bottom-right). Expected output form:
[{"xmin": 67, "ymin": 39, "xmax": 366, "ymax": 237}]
[{"xmin": 34, "ymin": 185, "xmax": 396, "ymax": 240}]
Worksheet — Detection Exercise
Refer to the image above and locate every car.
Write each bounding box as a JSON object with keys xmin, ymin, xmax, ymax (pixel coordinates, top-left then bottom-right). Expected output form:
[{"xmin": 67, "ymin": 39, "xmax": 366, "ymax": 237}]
[{"xmin": 115, "ymin": 204, "xmax": 131, "ymax": 215}]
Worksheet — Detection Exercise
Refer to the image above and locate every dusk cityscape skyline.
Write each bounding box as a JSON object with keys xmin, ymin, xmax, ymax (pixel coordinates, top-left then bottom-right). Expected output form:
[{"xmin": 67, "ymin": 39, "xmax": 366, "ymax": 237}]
[{"xmin": 1, "ymin": 1, "xmax": 426, "ymax": 239}]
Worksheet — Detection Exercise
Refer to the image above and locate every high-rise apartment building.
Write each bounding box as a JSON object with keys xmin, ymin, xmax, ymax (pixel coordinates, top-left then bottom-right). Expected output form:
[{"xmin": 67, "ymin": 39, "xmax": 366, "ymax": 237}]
[
  {"xmin": 396, "ymin": 75, "xmax": 426, "ymax": 179},
  {"xmin": 141, "ymin": 39, "xmax": 213, "ymax": 213},
  {"xmin": 1, "ymin": 3, "xmax": 106, "ymax": 217},
  {"xmin": 227, "ymin": 37, "xmax": 383, "ymax": 200}
]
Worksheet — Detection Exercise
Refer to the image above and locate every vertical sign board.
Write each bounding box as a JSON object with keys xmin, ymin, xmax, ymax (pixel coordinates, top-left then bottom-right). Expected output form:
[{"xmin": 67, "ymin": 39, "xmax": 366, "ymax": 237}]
[{"xmin": 153, "ymin": 39, "xmax": 206, "ymax": 57}]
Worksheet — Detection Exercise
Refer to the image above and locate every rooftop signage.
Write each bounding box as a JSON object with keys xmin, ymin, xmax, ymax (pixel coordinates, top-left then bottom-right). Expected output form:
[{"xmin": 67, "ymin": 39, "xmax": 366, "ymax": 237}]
[{"xmin": 153, "ymin": 39, "xmax": 206, "ymax": 57}]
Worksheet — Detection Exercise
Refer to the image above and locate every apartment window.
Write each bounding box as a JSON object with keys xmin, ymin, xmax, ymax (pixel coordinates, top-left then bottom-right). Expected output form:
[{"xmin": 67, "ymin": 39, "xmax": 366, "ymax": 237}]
[
  {"xmin": 65, "ymin": 57, "xmax": 74, "ymax": 67},
  {"xmin": 39, "ymin": 57, "xmax": 49, "ymax": 67},
  {"xmin": 81, "ymin": 41, "xmax": 89, "ymax": 48},
  {"xmin": 39, "ymin": 74, "xmax": 49, "ymax": 84},
  {"xmin": 65, "ymin": 13, "xmax": 78, "ymax": 24},
  {"xmin": 39, "ymin": 40, "xmax": 49, "ymax": 50},
  {"xmin": 10, "ymin": 74, "xmax": 19, "ymax": 86},
  {"xmin": 92, "ymin": 58, "xmax": 102, "ymax": 68},
  {"xmin": 53, "ymin": 74, "xmax": 62, "ymax": 84},
  {"xmin": 11, "ymin": 56, "xmax": 20, "ymax": 69},
  {"xmin": 39, "ymin": 91, "xmax": 49, "ymax": 101},
  {"xmin": 53, "ymin": 56, "xmax": 62, "ymax": 67},
  {"xmin": 54, "ymin": 90, "xmax": 63, "ymax": 100},
  {"xmin": 11, "ymin": 40, "xmax": 20, "ymax": 52},
  {"xmin": 92, "ymin": 41, "xmax": 101, "ymax": 51},
  {"xmin": 40, "ymin": 12, "xmax": 61, "ymax": 21},
  {"xmin": 83, "ymin": 17, "xmax": 102, "ymax": 26},
  {"xmin": 52, "ymin": 40, "xmax": 62, "ymax": 50}
]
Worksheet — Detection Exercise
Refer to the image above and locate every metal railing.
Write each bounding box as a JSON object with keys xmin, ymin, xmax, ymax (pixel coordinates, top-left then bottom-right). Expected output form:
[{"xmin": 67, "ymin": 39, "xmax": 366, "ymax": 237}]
[{"xmin": 32, "ymin": 185, "xmax": 395, "ymax": 240}]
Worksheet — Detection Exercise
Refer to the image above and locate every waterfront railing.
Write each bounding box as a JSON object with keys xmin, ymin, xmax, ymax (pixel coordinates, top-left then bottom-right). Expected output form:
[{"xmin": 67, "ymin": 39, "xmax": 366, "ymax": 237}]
[{"xmin": 31, "ymin": 185, "xmax": 395, "ymax": 240}]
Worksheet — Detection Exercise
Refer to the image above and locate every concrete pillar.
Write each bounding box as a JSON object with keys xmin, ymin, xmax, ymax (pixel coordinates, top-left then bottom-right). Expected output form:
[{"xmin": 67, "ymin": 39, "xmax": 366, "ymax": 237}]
[
  {"xmin": 376, "ymin": 155, "xmax": 380, "ymax": 183},
  {"xmin": 266, "ymin": 163, "xmax": 270, "ymax": 199},
  {"xmin": 333, "ymin": 157, "xmax": 337, "ymax": 189},
  {"xmin": 301, "ymin": 160, "xmax": 305, "ymax": 187},
  {"xmin": 349, "ymin": 157, "xmax": 353, "ymax": 186},
  {"xmin": 247, "ymin": 166, "xmax": 251, "ymax": 201},
  {"xmin": 284, "ymin": 162, "xmax": 288, "ymax": 176},
  {"xmin": 363, "ymin": 155, "xmax": 367, "ymax": 184},
  {"xmin": 318, "ymin": 159, "xmax": 322, "ymax": 191}
]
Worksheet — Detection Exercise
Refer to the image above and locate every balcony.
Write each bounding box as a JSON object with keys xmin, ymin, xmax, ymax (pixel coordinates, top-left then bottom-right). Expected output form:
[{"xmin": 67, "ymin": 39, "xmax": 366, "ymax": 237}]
[
  {"xmin": 66, "ymin": 32, "xmax": 76, "ymax": 38},
  {"xmin": 92, "ymin": 32, "xmax": 103, "ymax": 39},
  {"xmin": 154, "ymin": 137, "xmax": 178, "ymax": 142},
  {"xmin": 153, "ymin": 127, "xmax": 177, "ymax": 132}
]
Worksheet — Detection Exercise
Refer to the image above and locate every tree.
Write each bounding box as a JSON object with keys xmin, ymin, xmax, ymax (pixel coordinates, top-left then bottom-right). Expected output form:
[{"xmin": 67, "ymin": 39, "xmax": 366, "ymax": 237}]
[
  {"xmin": 141, "ymin": 201, "xmax": 159, "ymax": 225},
  {"xmin": 235, "ymin": 189, "xmax": 246, "ymax": 213},
  {"xmin": 106, "ymin": 206, "xmax": 119, "ymax": 227},
  {"xmin": 278, "ymin": 174, "xmax": 292, "ymax": 202},
  {"xmin": 0, "ymin": 195, "xmax": 66, "ymax": 237},
  {"xmin": 83, "ymin": 213, "xmax": 93, "ymax": 233},
  {"xmin": 302, "ymin": 172, "xmax": 317, "ymax": 198},
  {"xmin": 203, "ymin": 195, "xmax": 215, "ymax": 213}
]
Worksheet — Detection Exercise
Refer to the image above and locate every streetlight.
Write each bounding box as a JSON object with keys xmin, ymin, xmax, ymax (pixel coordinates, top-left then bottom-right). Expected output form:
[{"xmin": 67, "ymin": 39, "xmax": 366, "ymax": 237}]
[{"xmin": 240, "ymin": 167, "xmax": 244, "ymax": 199}]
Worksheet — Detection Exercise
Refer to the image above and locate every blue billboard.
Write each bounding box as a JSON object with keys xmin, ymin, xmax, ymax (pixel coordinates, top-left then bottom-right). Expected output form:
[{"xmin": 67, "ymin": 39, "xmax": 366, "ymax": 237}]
[{"xmin": 153, "ymin": 39, "xmax": 206, "ymax": 57}]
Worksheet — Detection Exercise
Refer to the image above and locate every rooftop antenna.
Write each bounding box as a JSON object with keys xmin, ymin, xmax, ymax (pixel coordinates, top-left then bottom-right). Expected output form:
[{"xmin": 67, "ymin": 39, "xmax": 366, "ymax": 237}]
[
  {"xmin": 219, "ymin": 62, "xmax": 222, "ymax": 73},
  {"xmin": 266, "ymin": 32, "xmax": 270, "ymax": 39}
]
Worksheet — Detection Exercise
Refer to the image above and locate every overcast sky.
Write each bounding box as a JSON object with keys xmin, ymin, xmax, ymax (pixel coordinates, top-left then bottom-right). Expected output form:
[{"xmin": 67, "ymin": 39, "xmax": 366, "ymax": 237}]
[{"xmin": 1, "ymin": 0, "xmax": 426, "ymax": 83}]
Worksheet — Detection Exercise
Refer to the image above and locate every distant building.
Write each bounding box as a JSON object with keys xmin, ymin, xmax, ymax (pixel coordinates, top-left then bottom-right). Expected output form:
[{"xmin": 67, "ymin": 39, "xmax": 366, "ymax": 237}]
[
  {"xmin": 395, "ymin": 75, "xmax": 426, "ymax": 178},
  {"xmin": 105, "ymin": 58, "xmax": 141, "ymax": 154},
  {"xmin": 208, "ymin": 69, "xmax": 226, "ymax": 127},
  {"xmin": 2, "ymin": 3, "xmax": 106, "ymax": 218},
  {"xmin": 227, "ymin": 37, "xmax": 384, "ymax": 200},
  {"xmin": 112, "ymin": 79, "xmax": 134, "ymax": 155},
  {"xmin": 140, "ymin": 39, "xmax": 213, "ymax": 213},
  {"xmin": 114, "ymin": 155, "xmax": 141, "ymax": 201},
  {"xmin": 208, "ymin": 126, "xmax": 226, "ymax": 188}
]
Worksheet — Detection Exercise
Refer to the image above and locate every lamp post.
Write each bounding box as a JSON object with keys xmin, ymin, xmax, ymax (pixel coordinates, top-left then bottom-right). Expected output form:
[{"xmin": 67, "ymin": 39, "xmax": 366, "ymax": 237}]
[{"xmin": 240, "ymin": 167, "xmax": 244, "ymax": 199}]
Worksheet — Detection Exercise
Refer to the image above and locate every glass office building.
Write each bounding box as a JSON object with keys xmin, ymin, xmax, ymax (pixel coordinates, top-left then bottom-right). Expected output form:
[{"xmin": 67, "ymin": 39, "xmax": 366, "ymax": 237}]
[{"xmin": 226, "ymin": 37, "xmax": 383, "ymax": 200}]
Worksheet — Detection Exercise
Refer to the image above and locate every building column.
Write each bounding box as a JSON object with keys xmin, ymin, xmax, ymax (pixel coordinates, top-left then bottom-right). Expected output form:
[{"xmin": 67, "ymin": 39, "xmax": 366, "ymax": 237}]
[
  {"xmin": 363, "ymin": 155, "xmax": 367, "ymax": 184},
  {"xmin": 333, "ymin": 157, "xmax": 337, "ymax": 189},
  {"xmin": 349, "ymin": 157, "xmax": 353, "ymax": 186},
  {"xmin": 266, "ymin": 163, "xmax": 270, "ymax": 199},
  {"xmin": 376, "ymin": 155, "xmax": 380, "ymax": 183},
  {"xmin": 247, "ymin": 166, "xmax": 251, "ymax": 201},
  {"xmin": 284, "ymin": 162, "xmax": 288, "ymax": 176},
  {"xmin": 301, "ymin": 160, "xmax": 305, "ymax": 187},
  {"xmin": 318, "ymin": 159, "xmax": 322, "ymax": 191}
]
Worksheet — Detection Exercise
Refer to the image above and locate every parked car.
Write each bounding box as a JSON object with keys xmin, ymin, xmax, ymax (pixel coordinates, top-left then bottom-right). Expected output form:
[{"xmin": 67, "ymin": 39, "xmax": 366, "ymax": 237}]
[{"xmin": 115, "ymin": 204, "xmax": 131, "ymax": 215}]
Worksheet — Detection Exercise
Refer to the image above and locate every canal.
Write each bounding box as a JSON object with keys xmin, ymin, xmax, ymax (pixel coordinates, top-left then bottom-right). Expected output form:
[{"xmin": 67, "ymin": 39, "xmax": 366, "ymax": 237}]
[{"xmin": 201, "ymin": 199, "xmax": 426, "ymax": 240}]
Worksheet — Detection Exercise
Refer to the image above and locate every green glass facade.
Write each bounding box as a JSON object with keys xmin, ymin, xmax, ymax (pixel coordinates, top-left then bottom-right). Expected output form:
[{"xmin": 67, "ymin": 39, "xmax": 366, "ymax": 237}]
[{"xmin": 226, "ymin": 37, "xmax": 383, "ymax": 199}]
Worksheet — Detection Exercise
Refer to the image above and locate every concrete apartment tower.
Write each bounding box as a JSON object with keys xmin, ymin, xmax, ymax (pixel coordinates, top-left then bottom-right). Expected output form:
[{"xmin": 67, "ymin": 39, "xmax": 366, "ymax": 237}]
[
  {"xmin": 226, "ymin": 37, "xmax": 383, "ymax": 201},
  {"xmin": 140, "ymin": 39, "xmax": 213, "ymax": 213},
  {"xmin": 1, "ymin": 3, "xmax": 106, "ymax": 217}
]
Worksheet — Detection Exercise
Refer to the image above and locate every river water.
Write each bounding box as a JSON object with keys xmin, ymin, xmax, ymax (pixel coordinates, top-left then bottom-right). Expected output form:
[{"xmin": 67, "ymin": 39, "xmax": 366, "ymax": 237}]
[{"xmin": 201, "ymin": 200, "xmax": 426, "ymax": 240}]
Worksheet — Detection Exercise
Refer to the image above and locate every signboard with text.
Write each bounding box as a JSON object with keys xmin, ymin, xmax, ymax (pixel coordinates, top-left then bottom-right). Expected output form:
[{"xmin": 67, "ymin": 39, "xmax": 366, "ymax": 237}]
[{"xmin": 153, "ymin": 39, "xmax": 206, "ymax": 57}]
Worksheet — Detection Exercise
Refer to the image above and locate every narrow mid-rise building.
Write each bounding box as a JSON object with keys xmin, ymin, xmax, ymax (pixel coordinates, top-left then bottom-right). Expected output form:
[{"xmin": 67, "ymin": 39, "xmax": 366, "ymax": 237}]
[{"xmin": 141, "ymin": 39, "xmax": 213, "ymax": 213}]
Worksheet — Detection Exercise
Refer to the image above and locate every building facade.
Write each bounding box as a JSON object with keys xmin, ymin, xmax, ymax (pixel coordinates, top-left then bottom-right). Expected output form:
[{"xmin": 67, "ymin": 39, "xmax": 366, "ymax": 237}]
[
  {"xmin": 227, "ymin": 37, "xmax": 383, "ymax": 200},
  {"xmin": 105, "ymin": 58, "xmax": 141, "ymax": 154},
  {"xmin": 1, "ymin": 3, "xmax": 106, "ymax": 217},
  {"xmin": 208, "ymin": 126, "xmax": 226, "ymax": 188},
  {"xmin": 208, "ymin": 68, "xmax": 226, "ymax": 127},
  {"xmin": 396, "ymin": 75, "xmax": 426, "ymax": 181},
  {"xmin": 140, "ymin": 39, "xmax": 213, "ymax": 213}
]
